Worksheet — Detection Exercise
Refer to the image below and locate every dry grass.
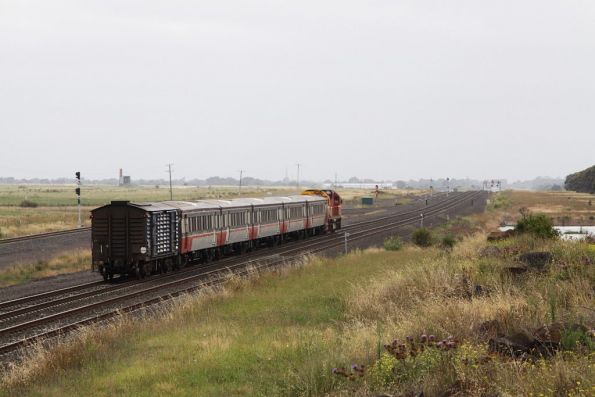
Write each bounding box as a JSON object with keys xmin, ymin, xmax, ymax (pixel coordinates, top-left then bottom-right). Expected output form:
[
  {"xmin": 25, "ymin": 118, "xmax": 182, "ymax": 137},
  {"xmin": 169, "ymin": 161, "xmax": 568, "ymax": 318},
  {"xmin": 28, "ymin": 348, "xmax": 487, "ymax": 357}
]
[
  {"xmin": 0, "ymin": 206, "xmax": 90, "ymax": 238},
  {"xmin": 330, "ymin": 235, "xmax": 595, "ymax": 396},
  {"xmin": 492, "ymin": 190, "xmax": 595, "ymax": 226},
  {"xmin": 2, "ymin": 234, "xmax": 593, "ymax": 396},
  {"xmin": 0, "ymin": 249, "xmax": 91, "ymax": 287}
]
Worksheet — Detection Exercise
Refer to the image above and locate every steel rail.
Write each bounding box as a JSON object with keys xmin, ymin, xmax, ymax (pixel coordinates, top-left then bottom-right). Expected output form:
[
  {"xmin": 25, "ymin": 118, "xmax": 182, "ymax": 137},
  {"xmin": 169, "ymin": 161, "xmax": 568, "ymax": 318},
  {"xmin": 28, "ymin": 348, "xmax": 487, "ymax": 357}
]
[
  {"xmin": 0, "ymin": 192, "xmax": 465, "ymax": 313},
  {"xmin": 0, "ymin": 191, "xmax": 483, "ymax": 356},
  {"xmin": 0, "ymin": 227, "xmax": 91, "ymax": 245}
]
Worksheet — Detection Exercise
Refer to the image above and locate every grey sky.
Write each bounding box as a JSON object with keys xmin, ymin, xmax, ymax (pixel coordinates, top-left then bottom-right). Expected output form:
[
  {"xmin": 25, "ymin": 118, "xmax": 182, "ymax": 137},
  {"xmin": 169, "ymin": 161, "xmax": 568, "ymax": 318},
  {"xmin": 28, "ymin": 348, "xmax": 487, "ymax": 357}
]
[{"xmin": 1, "ymin": 0, "xmax": 594, "ymax": 182}]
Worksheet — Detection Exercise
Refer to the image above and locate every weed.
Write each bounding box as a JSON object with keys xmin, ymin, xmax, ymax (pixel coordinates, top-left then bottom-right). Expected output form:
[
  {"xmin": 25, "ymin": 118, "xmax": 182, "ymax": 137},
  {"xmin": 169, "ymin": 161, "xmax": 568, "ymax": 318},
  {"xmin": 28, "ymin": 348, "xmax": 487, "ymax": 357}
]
[
  {"xmin": 383, "ymin": 236, "xmax": 402, "ymax": 251},
  {"xmin": 412, "ymin": 228, "xmax": 433, "ymax": 247},
  {"xmin": 516, "ymin": 213, "xmax": 559, "ymax": 239},
  {"xmin": 560, "ymin": 329, "xmax": 595, "ymax": 352},
  {"xmin": 441, "ymin": 235, "xmax": 456, "ymax": 250},
  {"xmin": 19, "ymin": 200, "xmax": 38, "ymax": 208}
]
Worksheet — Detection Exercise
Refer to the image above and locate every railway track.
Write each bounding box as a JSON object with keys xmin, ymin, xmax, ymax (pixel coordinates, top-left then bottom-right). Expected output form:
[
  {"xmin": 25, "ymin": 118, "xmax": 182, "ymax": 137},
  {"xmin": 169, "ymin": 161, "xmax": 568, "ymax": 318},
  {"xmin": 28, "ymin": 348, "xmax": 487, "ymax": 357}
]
[
  {"xmin": 0, "ymin": 227, "xmax": 91, "ymax": 245},
  {"xmin": 0, "ymin": 191, "xmax": 485, "ymax": 358},
  {"xmin": 0, "ymin": 191, "xmax": 464, "ymax": 314}
]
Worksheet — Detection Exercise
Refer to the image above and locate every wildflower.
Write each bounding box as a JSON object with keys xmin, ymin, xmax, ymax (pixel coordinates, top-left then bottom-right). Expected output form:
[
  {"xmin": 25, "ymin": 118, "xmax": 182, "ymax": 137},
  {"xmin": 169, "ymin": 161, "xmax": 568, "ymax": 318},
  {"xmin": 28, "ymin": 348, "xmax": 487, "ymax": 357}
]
[
  {"xmin": 429, "ymin": 334, "xmax": 436, "ymax": 342},
  {"xmin": 420, "ymin": 334, "xmax": 428, "ymax": 343}
]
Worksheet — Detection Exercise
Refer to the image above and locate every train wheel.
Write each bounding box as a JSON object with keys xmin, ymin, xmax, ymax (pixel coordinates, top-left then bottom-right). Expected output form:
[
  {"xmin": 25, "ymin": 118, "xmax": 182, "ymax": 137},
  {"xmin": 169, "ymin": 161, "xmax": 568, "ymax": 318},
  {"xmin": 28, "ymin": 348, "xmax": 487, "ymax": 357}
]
[{"xmin": 145, "ymin": 262, "xmax": 153, "ymax": 277}]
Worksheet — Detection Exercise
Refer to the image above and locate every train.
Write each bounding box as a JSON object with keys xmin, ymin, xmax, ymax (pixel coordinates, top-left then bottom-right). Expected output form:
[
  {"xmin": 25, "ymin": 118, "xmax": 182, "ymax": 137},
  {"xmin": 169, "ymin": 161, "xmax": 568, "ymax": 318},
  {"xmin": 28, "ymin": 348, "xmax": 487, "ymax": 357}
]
[{"xmin": 91, "ymin": 189, "xmax": 342, "ymax": 280}]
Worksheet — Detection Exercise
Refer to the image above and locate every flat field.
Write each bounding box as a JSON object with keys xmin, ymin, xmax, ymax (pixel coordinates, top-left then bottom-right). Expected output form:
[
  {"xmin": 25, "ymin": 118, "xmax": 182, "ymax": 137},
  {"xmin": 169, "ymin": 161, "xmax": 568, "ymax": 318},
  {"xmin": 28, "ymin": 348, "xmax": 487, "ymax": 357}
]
[
  {"xmin": 491, "ymin": 190, "xmax": 595, "ymax": 226},
  {"xmin": 0, "ymin": 184, "xmax": 419, "ymax": 239}
]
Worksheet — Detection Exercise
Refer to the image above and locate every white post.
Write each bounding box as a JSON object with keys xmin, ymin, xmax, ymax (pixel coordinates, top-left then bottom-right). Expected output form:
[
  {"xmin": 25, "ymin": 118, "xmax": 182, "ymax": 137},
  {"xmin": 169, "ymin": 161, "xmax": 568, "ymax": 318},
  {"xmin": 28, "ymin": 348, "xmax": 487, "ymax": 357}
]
[
  {"xmin": 344, "ymin": 232, "xmax": 350, "ymax": 254},
  {"xmin": 420, "ymin": 213, "xmax": 424, "ymax": 228}
]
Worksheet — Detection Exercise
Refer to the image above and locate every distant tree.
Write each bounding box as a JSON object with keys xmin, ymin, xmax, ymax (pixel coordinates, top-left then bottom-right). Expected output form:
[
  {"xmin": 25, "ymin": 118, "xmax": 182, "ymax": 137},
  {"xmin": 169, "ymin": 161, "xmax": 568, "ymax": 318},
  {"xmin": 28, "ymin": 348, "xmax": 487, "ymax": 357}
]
[{"xmin": 565, "ymin": 165, "xmax": 595, "ymax": 193}]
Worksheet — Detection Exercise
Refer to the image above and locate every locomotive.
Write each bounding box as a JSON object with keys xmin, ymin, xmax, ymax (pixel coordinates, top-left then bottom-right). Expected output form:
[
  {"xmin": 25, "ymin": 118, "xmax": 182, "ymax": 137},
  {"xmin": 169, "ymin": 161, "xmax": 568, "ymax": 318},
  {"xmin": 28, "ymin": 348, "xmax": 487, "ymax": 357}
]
[{"xmin": 91, "ymin": 189, "xmax": 342, "ymax": 280}]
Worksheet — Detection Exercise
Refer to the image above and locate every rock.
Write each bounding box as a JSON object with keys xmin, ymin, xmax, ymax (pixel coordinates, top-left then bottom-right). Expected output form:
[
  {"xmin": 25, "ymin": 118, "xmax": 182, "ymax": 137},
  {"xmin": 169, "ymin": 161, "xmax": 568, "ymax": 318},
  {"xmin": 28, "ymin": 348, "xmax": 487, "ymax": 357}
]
[
  {"xmin": 479, "ymin": 245, "xmax": 502, "ymax": 258},
  {"xmin": 533, "ymin": 322, "xmax": 565, "ymax": 343},
  {"xmin": 487, "ymin": 230, "xmax": 515, "ymax": 241},
  {"xmin": 519, "ymin": 252, "xmax": 553, "ymax": 269},
  {"xmin": 488, "ymin": 331, "xmax": 535, "ymax": 358},
  {"xmin": 476, "ymin": 319, "xmax": 503, "ymax": 338},
  {"xmin": 506, "ymin": 266, "xmax": 528, "ymax": 275},
  {"xmin": 474, "ymin": 284, "xmax": 491, "ymax": 297}
]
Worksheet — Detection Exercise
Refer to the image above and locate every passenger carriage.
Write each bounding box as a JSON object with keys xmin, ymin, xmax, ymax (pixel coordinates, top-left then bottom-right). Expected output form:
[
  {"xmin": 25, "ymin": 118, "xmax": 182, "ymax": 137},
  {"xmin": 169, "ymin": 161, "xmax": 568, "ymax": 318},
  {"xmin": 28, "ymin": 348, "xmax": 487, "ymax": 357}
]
[{"xmin": 91, "ymin": 191, "xmax": 341, "ymax": 280}]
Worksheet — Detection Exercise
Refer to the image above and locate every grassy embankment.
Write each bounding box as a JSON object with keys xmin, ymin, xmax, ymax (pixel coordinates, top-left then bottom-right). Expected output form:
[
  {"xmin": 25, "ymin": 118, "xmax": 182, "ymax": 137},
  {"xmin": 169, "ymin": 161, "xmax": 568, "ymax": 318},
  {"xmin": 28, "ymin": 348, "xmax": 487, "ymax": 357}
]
[
  {"xmin": 0, "ymin": 185, "xmax": 416, "ymax": 239},
  {"xmin": 2, "ymin": 192, "xmax": 594, "ymax": 396},
  {"xmin": 0, "ymin": 249, "xmax": 91, "ymax": 288}
]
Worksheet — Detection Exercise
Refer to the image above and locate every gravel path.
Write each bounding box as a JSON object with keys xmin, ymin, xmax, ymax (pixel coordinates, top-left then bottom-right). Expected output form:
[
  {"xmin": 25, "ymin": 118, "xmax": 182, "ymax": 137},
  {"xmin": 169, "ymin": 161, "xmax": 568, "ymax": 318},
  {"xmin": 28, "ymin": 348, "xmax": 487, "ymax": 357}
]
[{"xmin": 0, "ymin": 230, "xmax": 90, "ymax": 269}]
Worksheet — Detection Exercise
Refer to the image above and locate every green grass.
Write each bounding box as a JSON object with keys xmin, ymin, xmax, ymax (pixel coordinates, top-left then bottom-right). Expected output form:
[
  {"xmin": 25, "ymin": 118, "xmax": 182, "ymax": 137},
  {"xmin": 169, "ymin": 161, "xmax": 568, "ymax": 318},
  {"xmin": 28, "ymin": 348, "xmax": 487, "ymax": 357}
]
[{"xmin": 1, "ymin": 249, "xmax": 422, "ymax": 397}]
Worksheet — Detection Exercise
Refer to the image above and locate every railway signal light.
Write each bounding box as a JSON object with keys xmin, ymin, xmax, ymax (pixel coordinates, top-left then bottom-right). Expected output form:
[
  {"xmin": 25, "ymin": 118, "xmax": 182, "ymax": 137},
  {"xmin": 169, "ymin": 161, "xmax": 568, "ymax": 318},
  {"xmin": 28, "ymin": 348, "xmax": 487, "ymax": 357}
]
[{"xmin": 75, "ymin": 171, "xmax": 81, "ymax": 228}]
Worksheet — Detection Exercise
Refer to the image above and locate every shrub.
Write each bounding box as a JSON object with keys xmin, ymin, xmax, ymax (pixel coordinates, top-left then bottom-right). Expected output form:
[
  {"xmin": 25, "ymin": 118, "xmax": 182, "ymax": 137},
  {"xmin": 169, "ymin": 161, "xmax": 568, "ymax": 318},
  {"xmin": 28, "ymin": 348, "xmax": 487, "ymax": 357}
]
[
  {"xmin": 515, "ymin": 214, "xmax": 559, "ymax": 239},
  {"xmin": 412, "ymin": 228, "xmax": 433, "ymax": 247},
  {"xmin": 383, "ymin": 236, "xmax": 402, "ymax": 251},
  {"xmin": 441, "ymin": 235, "xmax": 456, "ymax": 250},
  {"xmin": 19, "ymin": 200, "xmax": 38, "ymax": 208}
]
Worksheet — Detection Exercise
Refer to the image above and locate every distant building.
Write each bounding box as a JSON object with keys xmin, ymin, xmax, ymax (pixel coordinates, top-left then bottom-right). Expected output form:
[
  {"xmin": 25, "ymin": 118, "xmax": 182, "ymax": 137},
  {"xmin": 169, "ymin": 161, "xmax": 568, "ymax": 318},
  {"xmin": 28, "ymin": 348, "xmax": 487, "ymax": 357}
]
[{"xmin": 118, "ymin": 168, "xmax": 131, "ymax": 186}]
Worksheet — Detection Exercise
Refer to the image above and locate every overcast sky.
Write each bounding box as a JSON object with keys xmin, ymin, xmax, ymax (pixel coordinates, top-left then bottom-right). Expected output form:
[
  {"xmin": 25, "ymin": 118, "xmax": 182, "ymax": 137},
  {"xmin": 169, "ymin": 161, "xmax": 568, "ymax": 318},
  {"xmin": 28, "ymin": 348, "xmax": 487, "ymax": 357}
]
[{"xmin": 1, "ymin": 1, "xmax": 593, "ymax": 182}]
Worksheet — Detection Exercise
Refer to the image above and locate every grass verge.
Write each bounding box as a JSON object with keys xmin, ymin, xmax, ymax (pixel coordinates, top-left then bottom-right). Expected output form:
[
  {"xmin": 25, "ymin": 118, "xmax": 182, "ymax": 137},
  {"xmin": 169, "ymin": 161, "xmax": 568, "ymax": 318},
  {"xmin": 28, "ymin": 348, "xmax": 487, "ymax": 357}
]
[
  {"xmin": 2, "ymin": 232, "xmax": 594, "ymax": 396},
  {"xmin": 0, "ymin": 249, "xmax": 90, "ymax": 287}
]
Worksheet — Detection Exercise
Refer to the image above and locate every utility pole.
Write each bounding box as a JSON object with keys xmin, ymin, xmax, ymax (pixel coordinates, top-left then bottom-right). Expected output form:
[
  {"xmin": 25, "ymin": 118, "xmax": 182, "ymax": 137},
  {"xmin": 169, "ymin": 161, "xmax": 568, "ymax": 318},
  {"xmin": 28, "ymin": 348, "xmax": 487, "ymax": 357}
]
[
  {"xmin": 75, "ymin": 171, "xmax": 81, "ymax": 228},
  {"xmin": 296, "ymin": 163, "xmax": 301, "ymax": 192},
  {"xmin": 238, "ymin": 170, "xmax": 243, "ymax": 196},
  {"xmin": 430, "ymin": 178, "xmax": 433, "ymax": 198},
  {"xmin": 166, "ymin": 163, "xmax": 173, "ymax": 200},
  {"xmin": 334, "ymin": 172, "xmax": 337, "ymax": 189}
]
